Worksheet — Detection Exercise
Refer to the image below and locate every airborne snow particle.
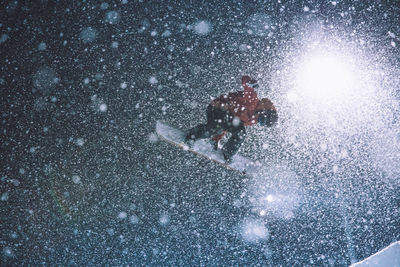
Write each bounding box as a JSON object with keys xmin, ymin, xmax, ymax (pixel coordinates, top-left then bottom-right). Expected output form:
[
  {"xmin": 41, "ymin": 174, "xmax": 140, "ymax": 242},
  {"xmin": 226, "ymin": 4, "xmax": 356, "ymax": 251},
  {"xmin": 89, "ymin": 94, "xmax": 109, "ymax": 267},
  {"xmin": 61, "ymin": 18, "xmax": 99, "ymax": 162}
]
[
  {"xmin": 193, "ymin": 20, "xmax": 212, "ymax": 35},
  {"xmin": 153, "ymin": 248, "xmax": 159, "ymax": 255},
  {"xmin": 1, "ymin": 192, "xmax": 9, "ymax": 201},
  {"xmin": 107, "ymin": 228, "xmax": 115, "ymax": 236},
  {"xmin": 118, "ymin": 211, "xmax": 127, "ymax": 219},
  {"xmin": 105, "ymin": 11, "xmax": 120, "ymax": 24},
  {"xmin": 100, "ymin": 2, "xmax": 109, "ymax": 10},
  {"xmin": 161, "ymin": 105, "xmax": 169, "ymax": 113},
  {"xmin": 33, "ymin": 66, "xmax": 60, "ymax": 92},
  {"xmin": 10, "ymin": 179, "xmax": 20, "ymax": 186},
  {"xmin": 232, "ymin": 116, "xmax": 241, "ymax": 127},
  {"xmin": 95, "ymin": 73, "xmax": 103, "ymax": 80},
  {"xmin": 80, "ymin": 27, "xmax": 97, "ymax": 43},
  {"xmin": 266, "ymin": 195, "xmax": 275, "ymax": 203},
  {"xmin": 38, "ymin": 42, "xmax": 47, "ymax": 51},
  {"xmin": 239, "ymin": 44, "xmax": 251, "ymax": 52},
  {"xmin": 240, "ymin": 218, "xmax": 269, "ymax": 243},
  {"xmin": 333, "ymin": 165, "xmax": 339, "ymax": 173},
  {"xmin": 159, "ymin": 214, "xmax": 170, "ymax": 225},
  {"xmin": 246, "ymin": 13, "xmax": 274, "ymax": 36},
  {"xmin": 33, "ymin": 97, "xmax": 49, "ymax": 111},
  {"xmin": 111, "ymin": 41, "xmax": 118, "ymax": 48},
  {"xmin": 149, "ymin": 76, "xmax": 158, "ymax": 84},
  {"xmin": 10, "ymin": 232, "xmax": 18, "ymax": 239},
  {"xmin": 148, "ymin": 132, "xmax": 159, "ymax": 143},
  {"xmin": 99, "ymin": 103, "xmax": 107, "ymax": 112},
  {"xmin": 175, "ymin": 80, "xmax": 186, "ymax": 88},
  {"xmin": 72, "ymin": 175, "xmax": 81, "ymax": 184},
  {"xmin": 19, "ymin": 168, "xmax": 25, "ymax": 174},
  {"xmin": 0, "ymin": 34, "xmax": 9, "ymax": 43},
  {"xmin": 161, "ymin": 30, "xmax": 171, "ymax": 37},
  {"xmin": 340, "ymin": 149, "xmax": 348, "ymax": 159},
  {"xmin": 75, "ymin": 138, "xmax": 85, "ymax": 146},
  {"xmin": 120, "ymin": 82, "xmax": 127, "ymax": 89},
  {"xmin": 130, "ymin": 215, "xmax": 139, "ymax": 224},
  {"xmin": 3, "ymin": 247, "xmax": 14, "ymax": 258}
]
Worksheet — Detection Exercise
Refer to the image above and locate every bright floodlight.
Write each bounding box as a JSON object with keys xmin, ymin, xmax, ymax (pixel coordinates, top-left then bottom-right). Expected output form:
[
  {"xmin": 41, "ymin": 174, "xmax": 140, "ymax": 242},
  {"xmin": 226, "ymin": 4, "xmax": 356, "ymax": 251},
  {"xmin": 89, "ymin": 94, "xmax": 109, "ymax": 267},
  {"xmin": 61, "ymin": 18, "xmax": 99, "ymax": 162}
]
[
  {"xmin": 296, "ymin": 53, "xmax": 356, "ymax": 103},
  {"xmin": 286, "ymin": 49, "xmax": 368, "ymax": 131}
]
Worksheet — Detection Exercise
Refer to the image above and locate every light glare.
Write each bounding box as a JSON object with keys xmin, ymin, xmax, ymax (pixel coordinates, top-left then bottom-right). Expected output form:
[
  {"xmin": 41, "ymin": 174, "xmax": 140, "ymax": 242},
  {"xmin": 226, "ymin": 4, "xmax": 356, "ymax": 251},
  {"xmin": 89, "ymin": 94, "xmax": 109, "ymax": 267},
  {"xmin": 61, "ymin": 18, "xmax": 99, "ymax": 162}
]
[{"xmin": 297, "ymin": 54, "xmax": 355, "ymax": 102}]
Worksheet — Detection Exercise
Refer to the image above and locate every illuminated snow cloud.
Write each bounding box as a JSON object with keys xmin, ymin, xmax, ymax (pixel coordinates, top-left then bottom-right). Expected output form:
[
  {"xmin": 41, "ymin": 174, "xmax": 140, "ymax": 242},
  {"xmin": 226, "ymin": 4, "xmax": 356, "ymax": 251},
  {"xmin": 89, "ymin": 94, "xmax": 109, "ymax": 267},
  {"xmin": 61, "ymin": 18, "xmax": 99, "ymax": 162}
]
[
  {"xmin": 148, "ymin": 132, "xmax": 159, "ymax": 143},
  {"xmin": 0, "ymin": 33, "xmax": 9, "ymax": 43},
  {"xmin": 38, "ymin": 42, "xmax": 46, "ymax": 51},
  {"xmin": 90, "ymin": 94, "xmax": 108, "ymax": 113},
  {"xmin": 368, "ymin": 129, "xmax": 400, "ymax": 182},
  {"xmin": 285, "ymin": 47, "xmax": 381, "ymax": 137},
  {"xmin": 33, "ymin": 66, "xmax": 59, "ymax": 93},
  {"xmin": 130, "ymin": 215, "xmax": 139, "ymax": 224},
  {"xmin": 246, "ymin": 13, "xmax": 275, "ymax": 37},
  {"xmin": 118, "ymin": 211, "xmax": 127, "ymax": 219},
  {"xmin": 240, "ymin": 218, "xmax": 269, "ymax": 243},
  {"xmin": 159, "ymin": 213, "xmax": 170, "ymax": 226},
  {"xmin": 193, "ymin": 20, "xmax": 212, "ymax": 35},
  {"xmin": 271, "ymin": 31, "xmax": 400, "ymax": 186},
  {"xmin": 80, "ymin": 27, "xmax": 97, "ymax": 43},
  {"xmin": 247, "ymin": 165, "xmax": 302, "ymax": 219},
  {"xmin": 149, "ymin": 76, "xmax": 158, "ymax": 85},
  {"xmin": 105, "ymin": 11, "xmax": 120, "ymax": 24},
  {"xmin": 3, "ymin": 247, "xmax": 14, "ymax": 258}
]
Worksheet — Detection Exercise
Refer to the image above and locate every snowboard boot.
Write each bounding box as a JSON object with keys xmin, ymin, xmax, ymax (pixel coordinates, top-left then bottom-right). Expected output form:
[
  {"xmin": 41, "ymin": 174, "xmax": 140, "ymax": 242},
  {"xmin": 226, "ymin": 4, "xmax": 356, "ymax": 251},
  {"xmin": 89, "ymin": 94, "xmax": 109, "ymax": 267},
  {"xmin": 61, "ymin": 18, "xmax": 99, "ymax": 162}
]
[
  {"xmin": 223, "ymin": 150, "xmax": 233, "ymax": 164},
  {"xmin": 184, "ymin": 132, "xmax": 195, "ymax": 146},
  {"xmin": 212, "ymin": 140, "xmax": 219, "ymax": 151}
]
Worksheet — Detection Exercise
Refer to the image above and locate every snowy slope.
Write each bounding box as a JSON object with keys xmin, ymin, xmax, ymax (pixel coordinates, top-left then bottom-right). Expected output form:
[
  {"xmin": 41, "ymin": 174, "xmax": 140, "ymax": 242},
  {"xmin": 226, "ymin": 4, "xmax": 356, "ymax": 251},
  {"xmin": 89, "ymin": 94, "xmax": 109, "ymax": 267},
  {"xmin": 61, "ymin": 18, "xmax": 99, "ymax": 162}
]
[{"xmin": 350, "ymin": 241, "xmax": 400, "ymax": 267}]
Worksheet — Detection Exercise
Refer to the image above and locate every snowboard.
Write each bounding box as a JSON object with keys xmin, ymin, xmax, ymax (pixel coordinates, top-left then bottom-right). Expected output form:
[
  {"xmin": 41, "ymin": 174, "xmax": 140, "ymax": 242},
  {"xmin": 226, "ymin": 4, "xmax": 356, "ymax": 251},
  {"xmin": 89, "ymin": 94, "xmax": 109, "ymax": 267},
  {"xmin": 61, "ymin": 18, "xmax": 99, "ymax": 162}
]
[{"xmin": 156, "ymin": 121, "xmax": 262, "ymax": 175}]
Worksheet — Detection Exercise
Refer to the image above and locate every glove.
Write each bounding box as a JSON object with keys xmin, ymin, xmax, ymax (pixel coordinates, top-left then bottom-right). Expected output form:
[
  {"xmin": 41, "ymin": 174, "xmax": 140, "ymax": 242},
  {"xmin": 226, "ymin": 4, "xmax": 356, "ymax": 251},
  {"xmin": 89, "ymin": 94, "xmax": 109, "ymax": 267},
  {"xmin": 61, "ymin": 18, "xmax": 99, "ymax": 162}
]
[{"xmin": 258, "ymin": 109, "xmax": 278, "ymax": 127}]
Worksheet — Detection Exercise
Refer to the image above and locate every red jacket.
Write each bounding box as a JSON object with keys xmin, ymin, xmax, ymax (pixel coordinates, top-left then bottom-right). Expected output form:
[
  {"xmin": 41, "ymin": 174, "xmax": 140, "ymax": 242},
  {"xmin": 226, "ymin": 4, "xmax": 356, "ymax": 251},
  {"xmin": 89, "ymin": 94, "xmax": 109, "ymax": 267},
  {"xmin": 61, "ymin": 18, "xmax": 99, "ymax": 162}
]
[{"xmin": 210, "ymin": 76, "xmax": 276, "ymax": 126}]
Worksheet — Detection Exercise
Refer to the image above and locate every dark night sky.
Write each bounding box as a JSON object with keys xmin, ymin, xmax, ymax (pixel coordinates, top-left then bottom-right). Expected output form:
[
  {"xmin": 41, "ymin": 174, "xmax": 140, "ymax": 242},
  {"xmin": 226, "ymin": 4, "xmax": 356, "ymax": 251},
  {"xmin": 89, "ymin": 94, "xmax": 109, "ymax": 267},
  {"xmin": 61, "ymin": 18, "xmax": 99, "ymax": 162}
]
[{"xmin": 1, "ymin": 0, "xmax": 400, "ymax": 266}]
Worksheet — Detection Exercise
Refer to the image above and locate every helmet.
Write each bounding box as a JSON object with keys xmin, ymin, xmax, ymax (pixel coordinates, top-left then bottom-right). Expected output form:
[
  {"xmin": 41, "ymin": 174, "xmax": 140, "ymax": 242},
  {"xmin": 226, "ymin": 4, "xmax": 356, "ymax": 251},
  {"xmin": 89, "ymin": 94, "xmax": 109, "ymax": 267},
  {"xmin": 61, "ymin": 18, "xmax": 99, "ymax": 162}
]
[
  {"xmin": 241, "ymin": 75, "xmax": 251, "ymax": 85},
  {"xmin": 257, "ymin": 109, "xmax": 278, "ymax": 127}
]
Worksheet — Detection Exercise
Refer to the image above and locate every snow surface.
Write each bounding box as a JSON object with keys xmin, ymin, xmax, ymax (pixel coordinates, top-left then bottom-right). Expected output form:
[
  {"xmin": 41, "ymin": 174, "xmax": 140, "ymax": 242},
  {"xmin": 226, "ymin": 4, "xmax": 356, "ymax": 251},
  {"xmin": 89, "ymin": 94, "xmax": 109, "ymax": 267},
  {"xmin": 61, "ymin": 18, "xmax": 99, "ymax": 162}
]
[{"xmin": 350, "ymin": 241, "xmax": 400, "ymax": 267}]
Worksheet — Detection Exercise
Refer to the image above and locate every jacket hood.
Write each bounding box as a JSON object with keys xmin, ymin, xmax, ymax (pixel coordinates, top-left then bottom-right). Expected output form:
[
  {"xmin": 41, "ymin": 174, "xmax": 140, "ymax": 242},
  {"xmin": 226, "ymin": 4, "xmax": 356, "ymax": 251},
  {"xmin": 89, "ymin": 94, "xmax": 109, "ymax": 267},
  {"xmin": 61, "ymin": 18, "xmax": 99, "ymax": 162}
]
[{"xmin": 241, "ymin": 75, "xmax": 252, "ymax": 85}]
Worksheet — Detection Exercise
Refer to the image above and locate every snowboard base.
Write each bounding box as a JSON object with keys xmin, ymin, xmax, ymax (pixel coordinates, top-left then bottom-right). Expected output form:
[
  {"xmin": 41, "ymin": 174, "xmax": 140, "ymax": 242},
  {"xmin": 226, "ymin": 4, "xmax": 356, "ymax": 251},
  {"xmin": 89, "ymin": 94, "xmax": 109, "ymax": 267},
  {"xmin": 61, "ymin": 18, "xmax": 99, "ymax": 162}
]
[{"xmin": 156, "ymin": 121, "xmax": 261, "ymax": 175}]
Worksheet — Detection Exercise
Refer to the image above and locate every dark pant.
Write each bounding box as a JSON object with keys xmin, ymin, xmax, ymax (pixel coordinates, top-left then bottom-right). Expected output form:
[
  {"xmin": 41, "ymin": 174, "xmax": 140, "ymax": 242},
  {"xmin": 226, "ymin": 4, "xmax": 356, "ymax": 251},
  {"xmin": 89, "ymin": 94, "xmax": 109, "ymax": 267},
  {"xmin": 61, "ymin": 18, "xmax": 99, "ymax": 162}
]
[{"xmin": 186, "ymin": 105, "xmax": 246, "ymax": 160}]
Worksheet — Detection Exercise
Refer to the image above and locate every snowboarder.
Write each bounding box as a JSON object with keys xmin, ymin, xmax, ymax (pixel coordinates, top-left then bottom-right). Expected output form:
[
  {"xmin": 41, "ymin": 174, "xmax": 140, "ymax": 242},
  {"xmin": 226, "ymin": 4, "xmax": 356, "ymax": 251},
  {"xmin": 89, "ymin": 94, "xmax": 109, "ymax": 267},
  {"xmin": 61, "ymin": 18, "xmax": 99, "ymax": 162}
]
[{"xmin": 185, "ymin": 75, "xmax": 278, "ymax": 162}]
